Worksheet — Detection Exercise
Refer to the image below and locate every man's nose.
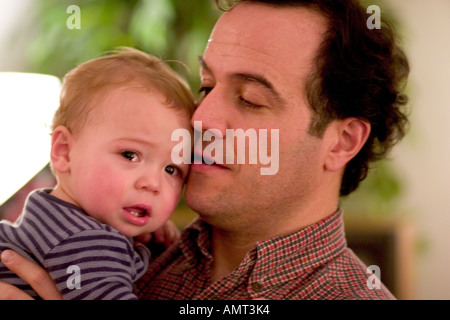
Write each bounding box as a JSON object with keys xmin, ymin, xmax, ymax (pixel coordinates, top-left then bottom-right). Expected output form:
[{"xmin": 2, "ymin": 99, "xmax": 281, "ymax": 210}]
[{"xmin": 192, "ymin": 88, "xmax": 228, "ymax": 138}]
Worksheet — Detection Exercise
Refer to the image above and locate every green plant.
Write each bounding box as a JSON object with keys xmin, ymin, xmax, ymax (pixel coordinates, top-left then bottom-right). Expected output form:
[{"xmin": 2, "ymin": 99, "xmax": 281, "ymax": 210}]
[
  {"xmin": 27, "ymin": 0, "xmax": 220, "ymax": 92},
  {"xmin": 341, "ymin": 160, "xmax": 404, "ymax": 217}
]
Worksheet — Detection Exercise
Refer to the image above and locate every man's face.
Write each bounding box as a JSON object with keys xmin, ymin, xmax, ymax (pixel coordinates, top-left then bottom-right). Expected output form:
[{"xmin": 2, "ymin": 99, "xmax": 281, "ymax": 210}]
[{"xmin": 185, "ymin": 2, "xmax": 330, "ymax": 234}]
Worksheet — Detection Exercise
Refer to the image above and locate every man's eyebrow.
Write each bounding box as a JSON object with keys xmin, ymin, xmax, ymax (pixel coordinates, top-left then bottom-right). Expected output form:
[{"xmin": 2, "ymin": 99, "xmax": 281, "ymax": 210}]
[
  {"xmin": 198, "ymin": 56, "xmax": 212, "ymax": 74},
  {"xmin": 231, "ymin": 73, "xmax": 284, "ymax": 104},
  {"xmin": 198, "ymin": 56, "xmax": 285, "ymax": 105}
]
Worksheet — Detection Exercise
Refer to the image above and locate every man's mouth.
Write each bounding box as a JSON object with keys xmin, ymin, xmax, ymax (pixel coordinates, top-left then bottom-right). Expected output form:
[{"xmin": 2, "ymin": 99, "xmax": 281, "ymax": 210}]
[
  {"xmin": 191, "ymin": 152, "xmax": 231, "ymax": 173},
  {"xmin": 192, "ymin": 152, "xmax": 228, "ymax": 167}
]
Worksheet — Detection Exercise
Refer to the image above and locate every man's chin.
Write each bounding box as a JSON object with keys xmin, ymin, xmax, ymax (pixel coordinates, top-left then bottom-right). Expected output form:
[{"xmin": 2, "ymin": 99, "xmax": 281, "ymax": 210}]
[
  {"xmin": 184, "ymin": 188, "xmax": 211, "ymax": 215},
  {"xmin": 184, "ymin": 187, "xmax": 223, "ymax": 219}
]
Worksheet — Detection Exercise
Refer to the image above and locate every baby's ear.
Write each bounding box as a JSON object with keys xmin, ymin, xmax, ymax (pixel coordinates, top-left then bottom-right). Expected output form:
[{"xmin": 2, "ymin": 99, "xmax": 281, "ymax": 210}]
[{"xmin": 50, "ymin": 126, "xmax": 72, "ymax": 173}]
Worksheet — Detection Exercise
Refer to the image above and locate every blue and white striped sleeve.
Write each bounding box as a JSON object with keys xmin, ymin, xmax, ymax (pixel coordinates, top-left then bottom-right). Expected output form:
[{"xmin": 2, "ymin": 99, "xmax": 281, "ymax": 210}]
[{"xmin": 43, "ymin": 229, "xmax": 149, "ymax": 300}]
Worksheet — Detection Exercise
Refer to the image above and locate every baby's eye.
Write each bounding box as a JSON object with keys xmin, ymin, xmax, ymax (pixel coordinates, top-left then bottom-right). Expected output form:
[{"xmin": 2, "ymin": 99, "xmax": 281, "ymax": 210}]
[
  {"xmin": 164, "ymin": 165, "xmax": 179, "ymax": 176},
  {"xmin": 121, "ymin": 151, "xmax": 139, "ymax": 162}
]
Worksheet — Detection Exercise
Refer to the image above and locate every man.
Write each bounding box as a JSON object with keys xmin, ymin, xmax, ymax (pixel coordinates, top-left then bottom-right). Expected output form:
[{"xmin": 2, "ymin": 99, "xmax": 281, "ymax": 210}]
[{"xmin": 0, "ymin": 0, "xmax": 408, "ymax": 300}]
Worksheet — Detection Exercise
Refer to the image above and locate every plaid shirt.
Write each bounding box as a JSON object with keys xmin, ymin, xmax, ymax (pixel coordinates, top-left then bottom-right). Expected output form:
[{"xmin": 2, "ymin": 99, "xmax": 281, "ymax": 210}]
[{"xmin": 136, "ymin": 210, "xmax": 395, "ymax": 300}]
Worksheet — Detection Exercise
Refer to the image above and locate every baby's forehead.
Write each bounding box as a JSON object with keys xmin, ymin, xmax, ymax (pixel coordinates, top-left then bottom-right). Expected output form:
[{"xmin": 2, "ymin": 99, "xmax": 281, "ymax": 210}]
[
  {"xmin": 100, "ymin": 82, "xmax": 189, "ymax": 110},
  {"xmin": 91, "ymin": 85, "xmax": 190, "ymax": 120},
  {"xmin": 74, "ymin": 83, "xmax": 190, "ymax": 139}
]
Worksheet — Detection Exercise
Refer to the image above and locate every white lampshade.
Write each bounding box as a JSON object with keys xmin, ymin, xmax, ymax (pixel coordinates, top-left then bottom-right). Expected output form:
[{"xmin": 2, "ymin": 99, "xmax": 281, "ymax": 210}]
[{"xmin": 0, "ymin": 72, "xmax": 61, "ymax": 205}]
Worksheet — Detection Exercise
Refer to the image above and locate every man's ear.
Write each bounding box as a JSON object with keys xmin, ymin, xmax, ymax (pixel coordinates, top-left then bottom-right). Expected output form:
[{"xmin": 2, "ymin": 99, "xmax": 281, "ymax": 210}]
[
  {"xmin": 324, "ymin": 118, "xmax": 371, "ymax": 172},
  {"xmin": 50, "ymin": 126, "xmax": 72, "ymax": 173}
]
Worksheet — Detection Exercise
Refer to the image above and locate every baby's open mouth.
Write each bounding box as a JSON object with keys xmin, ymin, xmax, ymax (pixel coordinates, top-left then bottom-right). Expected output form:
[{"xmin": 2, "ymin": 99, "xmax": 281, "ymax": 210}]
[{"xmin": 125, "ymin": 207, "xmax": 149, "ymax": 218}]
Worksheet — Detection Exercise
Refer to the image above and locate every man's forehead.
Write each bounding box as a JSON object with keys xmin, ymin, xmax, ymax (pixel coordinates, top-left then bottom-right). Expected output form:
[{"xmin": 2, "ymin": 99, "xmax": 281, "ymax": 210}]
[
  {"xmin": 211, "ymin": 2, "xmax": 327, "ymax": 52},
  {"xmin": 202, "ymin": 3, "xmax": 326, "ymax": 96}
]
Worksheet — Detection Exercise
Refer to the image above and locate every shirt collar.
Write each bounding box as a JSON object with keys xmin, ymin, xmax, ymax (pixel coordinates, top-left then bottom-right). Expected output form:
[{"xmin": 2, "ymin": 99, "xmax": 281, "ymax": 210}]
[
  {"xmin": 178, "ymin": 217, "xmax": 213, "ymax": 263},
  {"xmin": 249, "ymin": 210, "xmax": 347, "ymax": 288},
  {"xmin": 179, "ymin": 210, "xmax": 346, "ymax": 286}
]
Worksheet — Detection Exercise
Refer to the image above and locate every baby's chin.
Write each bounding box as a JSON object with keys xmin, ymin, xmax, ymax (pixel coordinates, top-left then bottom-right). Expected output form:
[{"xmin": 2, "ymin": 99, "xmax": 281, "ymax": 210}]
[{"xmin": 112, "ymin": 224, "xmax": 153, "ymax": 241}]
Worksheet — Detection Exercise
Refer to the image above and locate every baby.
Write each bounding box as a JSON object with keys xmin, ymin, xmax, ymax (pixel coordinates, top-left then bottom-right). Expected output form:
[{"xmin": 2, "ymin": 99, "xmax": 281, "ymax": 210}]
[{"xmin": 0, "ymin": 48, "xmax": 194, "ymax": 299}]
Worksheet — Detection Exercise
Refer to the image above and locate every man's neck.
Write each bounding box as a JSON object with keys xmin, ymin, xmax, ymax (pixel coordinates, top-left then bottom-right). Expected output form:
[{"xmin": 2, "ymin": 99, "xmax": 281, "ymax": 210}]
[
  {"xmin": 208, "ymin": 201, "xmax": 340, "ymax": 283},
  {"xmin": 210, "ymin": 228, "xmax": 257, "ymax": 282}
]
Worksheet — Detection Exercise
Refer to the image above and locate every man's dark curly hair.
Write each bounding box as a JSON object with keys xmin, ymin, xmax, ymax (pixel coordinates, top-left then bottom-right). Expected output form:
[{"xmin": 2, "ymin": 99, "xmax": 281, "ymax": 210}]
[{"xmin": 215, "ymin": 0, "xmax": 410, "ymax": 196}]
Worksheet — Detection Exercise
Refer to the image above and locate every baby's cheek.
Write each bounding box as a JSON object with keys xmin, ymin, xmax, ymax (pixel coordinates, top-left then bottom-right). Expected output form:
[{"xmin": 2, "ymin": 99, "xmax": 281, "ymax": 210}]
[
  {"xmin": 162, "ymin": 191, "xmax": 182, "ymax": 219},
  {"xmin": 81, "ymin": 167, "xmax": 124, "ymax": 207}
]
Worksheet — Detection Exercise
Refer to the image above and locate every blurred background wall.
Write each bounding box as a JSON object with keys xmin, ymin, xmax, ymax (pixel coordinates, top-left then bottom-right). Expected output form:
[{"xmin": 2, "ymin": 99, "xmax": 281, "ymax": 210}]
[
  {"xmin": 386, "ymin": 0, "xmax": 450, "ymax": 300},
  {"xmin": 0, "ymin": 0, "xmax": 449, "ymax": 299}
]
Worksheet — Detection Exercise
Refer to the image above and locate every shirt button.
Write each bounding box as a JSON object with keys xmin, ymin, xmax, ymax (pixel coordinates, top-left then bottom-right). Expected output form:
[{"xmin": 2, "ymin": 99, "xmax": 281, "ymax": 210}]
[{"xmin": 251, "ymin": 282, "xmax": 263, "ymax": 292}]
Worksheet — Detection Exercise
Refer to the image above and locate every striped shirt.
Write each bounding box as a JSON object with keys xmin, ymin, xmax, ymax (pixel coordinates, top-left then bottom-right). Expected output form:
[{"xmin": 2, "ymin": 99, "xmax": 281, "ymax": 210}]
[
  {"xmin": 0, "ymin": 189, "xmax": 150, "ymax": 300},
  {"xmin": 136, "ymin": 210, "xmax": 395, "ymax": 300}
]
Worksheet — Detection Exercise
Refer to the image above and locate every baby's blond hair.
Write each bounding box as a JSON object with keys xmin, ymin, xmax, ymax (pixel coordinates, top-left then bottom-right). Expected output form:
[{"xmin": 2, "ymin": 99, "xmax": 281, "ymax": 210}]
[{"xmin": 52, "ymin": 47, "xmax": 195, "ymax": 135}]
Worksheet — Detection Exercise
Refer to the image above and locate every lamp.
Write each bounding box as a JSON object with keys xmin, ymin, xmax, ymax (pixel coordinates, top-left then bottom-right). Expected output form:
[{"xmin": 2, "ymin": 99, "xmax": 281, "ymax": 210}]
[{"xmin": 0, "ymin": 72, "xmax": 61, "ymax": 206}]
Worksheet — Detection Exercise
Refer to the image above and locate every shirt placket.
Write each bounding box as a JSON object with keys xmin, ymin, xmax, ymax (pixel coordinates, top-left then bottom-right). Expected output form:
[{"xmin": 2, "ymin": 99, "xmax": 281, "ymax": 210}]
[{"xmin": 196, "ymin": 249, "xmax": 260, "ymax": 300}]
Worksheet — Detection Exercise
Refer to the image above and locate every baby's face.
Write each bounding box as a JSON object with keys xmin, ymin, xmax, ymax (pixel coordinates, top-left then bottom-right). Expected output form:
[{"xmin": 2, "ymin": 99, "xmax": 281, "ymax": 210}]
[{"xmin": 65, "ymin": 86, "xmax": 192, "ymax": 237}]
